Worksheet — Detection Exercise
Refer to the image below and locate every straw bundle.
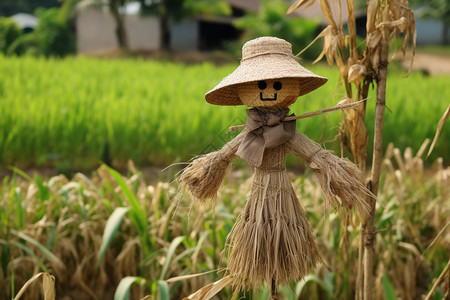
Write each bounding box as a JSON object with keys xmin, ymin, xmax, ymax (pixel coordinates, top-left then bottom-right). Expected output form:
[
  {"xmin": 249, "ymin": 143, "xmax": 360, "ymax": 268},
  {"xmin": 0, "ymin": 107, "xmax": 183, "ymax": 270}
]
[
  {"xmin": 286, "ymin": 132, "xmax": 372, "ymax": 218},
  {"xmin": 179, "ymin": 130, "xmax": 246, "ymax": 205},
  {"xmin": 225, "ymin": 145, "xmax": 322, "ymax": 290}
]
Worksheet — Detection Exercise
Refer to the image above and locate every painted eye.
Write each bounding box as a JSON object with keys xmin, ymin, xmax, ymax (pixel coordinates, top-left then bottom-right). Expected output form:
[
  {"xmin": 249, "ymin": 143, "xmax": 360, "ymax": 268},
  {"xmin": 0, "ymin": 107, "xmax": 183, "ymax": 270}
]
[
  {"xmin": 258, "ymin": 81, "xmax": 267, "ymax": 90},
  {"xmin": 273, "ymin": 82, "xmax": 282, "ymax": 91}
]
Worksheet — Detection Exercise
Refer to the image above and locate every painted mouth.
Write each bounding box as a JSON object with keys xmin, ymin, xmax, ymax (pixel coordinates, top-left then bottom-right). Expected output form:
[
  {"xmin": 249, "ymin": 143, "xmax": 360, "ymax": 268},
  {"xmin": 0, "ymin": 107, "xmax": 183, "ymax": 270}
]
[{"xmin": 260, "ymin": 92, "xmax": 277, "ymax": 101}]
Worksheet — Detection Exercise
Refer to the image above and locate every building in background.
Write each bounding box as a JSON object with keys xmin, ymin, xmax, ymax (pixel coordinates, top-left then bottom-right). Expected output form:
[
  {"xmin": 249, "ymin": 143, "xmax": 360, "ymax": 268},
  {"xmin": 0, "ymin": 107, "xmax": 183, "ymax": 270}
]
[{"xmin": 75, "ymin": 0, "xmax": 446, "ymax": 55}]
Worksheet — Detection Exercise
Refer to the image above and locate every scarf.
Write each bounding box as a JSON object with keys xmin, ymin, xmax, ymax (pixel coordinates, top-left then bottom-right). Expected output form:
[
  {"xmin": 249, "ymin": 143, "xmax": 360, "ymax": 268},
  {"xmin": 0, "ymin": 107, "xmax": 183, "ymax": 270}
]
[{"xmin": 236, "ymin": 107, "xmax": 296, "ymax": 167}]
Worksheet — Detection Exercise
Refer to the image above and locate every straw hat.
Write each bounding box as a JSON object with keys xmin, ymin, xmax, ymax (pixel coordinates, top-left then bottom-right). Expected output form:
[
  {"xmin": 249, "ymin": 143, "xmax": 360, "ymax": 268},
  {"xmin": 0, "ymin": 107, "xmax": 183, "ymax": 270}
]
[{"xmin": 205, "ymin": 37, "xmax": 328, "ymax": 106}]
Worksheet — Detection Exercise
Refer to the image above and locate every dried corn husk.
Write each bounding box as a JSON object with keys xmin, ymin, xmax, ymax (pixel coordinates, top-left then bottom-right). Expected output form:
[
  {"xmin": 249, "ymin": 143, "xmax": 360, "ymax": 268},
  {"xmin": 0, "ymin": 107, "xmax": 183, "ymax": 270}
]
[
  {"xmin": 179, "ymin": 130, "xmax": 245, "ymax": 205},
  {"xmin": 286, "ymin": 132, "xmax": 372, "ymax": 218}
]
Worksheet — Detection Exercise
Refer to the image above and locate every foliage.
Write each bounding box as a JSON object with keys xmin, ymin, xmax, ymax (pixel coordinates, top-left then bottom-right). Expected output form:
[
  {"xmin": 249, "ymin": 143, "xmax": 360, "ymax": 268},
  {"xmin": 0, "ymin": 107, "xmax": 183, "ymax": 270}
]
[
  {"xmin": 0, "ymin": 56, "xmax": 448, "ymax": 171},
  {"xmin": 5, "ymin": 7, "xmax": 75, "ymax": 57},
  {"xmin": 233, "ymin": 0, "xmax": 320, "ymax": 60},
  {"xmin": 0, "ymin": 17, "xmax": 21, "ymax": 54},
  {"xmin": 0, "ymin": 149, "xmax": 449, "ymax": 299},
  {"xmin": 33, "ymin": 7, "xmax": 75, "ymax": 57},
  {"xmin": 139, "ymin": 0, "xmax": 231, "ymax": 21},
  {"xmin": 0, "ymin": 0, "xmax": 61, "ymax": 17}
]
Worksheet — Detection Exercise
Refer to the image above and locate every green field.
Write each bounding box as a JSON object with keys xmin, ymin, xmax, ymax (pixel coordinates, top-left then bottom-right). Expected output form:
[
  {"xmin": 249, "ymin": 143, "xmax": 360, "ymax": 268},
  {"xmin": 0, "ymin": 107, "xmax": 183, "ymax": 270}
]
[{"xmin": 0, "ymin": 55, "xmax": 448, "ymax": 172}]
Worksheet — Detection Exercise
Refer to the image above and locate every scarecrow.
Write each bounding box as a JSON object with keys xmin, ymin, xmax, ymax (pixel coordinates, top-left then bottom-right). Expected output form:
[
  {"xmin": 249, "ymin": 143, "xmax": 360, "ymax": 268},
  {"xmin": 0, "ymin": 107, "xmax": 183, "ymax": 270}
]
[{"xmin": 180, "ymin": 37, "xmax": 371, "ymax": 296}]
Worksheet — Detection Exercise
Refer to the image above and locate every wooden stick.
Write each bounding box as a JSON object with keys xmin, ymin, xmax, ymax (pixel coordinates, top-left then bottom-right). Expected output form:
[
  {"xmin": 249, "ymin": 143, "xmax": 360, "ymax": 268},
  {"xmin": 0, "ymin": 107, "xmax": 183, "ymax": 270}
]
[
  {"xmin": 227, "ymin": 99, "xmax": 368, "ymax": 132},
  {"xmin": 271, "ymin": 278, "xmax": 278, "ymax": 299}
]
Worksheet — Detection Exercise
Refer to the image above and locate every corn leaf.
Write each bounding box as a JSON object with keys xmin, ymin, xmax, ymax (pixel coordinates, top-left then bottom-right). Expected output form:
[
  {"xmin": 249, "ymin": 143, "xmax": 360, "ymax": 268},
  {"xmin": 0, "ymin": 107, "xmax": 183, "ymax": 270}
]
[
  {"xmin": 96, "ymin": 207, "xmax": 130, "ymax": 267},
  {"xmin": 11, "ymin": 230, "xmax": 64, "ymax": 269},
  {"xmin": 382, "ymin": 274, "xmax": 398, "ymax": 300},
  {"xmin": 427, "ymin": 105, "xmax": 449, "ymax": 158},
  {"xmin": 295, "ymin": 274, "xmax": 333, "ymax": 297},
  {"xmin": 158, "ymin": 280, "xmax": 170, "ymax": 300},
  {"xmin": 105, "ymin": 165, "xmax": 147, "ymax": 234},
  {"xmin": 159, "ymin": 236, "xmax": 185, "ymax": 280},
  {"xmin": 114, "ymin": 276, "xmax": 145, "ymax": 300}
]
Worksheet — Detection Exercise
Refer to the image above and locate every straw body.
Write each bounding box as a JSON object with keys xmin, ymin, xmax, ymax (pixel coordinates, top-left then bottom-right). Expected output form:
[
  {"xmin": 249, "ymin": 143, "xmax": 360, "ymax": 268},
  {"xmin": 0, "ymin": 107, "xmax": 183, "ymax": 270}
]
[{"xmin": 226, "ymin": 145, "xmax": 322, "ymax": 290}]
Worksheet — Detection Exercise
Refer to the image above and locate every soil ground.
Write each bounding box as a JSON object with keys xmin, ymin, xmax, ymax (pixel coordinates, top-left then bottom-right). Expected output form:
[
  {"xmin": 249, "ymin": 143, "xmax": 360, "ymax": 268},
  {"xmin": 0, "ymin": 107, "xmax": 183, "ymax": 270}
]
[{"xmin": 400, "ymin": 51, "xmax": 450, "ymax": 75}]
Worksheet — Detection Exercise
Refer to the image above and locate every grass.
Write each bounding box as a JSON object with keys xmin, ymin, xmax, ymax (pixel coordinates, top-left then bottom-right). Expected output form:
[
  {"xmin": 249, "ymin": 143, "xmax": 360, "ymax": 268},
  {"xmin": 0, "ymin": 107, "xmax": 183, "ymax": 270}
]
[
  {"xmin": 0, "ymin": 146, "xmax": 449, "ymax": 299},
  {"xmin": 0, "ymin": 55, "xmax": 448, "ymax": 173}
]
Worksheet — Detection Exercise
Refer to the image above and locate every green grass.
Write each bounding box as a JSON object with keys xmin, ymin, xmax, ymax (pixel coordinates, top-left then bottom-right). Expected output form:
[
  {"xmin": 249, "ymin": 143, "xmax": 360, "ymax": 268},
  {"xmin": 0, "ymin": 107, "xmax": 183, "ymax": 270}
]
[{"xmin": 0, "ymin": 55, "xmax": 448, "ymax": 172}]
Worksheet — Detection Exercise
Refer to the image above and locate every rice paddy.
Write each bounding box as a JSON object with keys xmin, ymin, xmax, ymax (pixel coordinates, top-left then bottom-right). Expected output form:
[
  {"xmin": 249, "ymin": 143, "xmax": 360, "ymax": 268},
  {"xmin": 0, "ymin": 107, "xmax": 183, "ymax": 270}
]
[{"xmin": 0, "ymin": 55, "xmax": 448, "ymax": 171}]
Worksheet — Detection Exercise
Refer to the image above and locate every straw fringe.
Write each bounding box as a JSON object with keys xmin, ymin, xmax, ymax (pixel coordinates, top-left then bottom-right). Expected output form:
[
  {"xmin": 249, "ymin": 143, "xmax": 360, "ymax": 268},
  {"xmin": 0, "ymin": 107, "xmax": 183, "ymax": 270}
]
[
  {"xmin": 286, "ymin": 132, "xmax": 373, "ymax": 218},
  {"xmin": 179, "ymin": 130, "xmax": 246, "ymax": 205},
  {"xmin": 225, "ymin": 146, "xmax": 322, "ymax": 291}
]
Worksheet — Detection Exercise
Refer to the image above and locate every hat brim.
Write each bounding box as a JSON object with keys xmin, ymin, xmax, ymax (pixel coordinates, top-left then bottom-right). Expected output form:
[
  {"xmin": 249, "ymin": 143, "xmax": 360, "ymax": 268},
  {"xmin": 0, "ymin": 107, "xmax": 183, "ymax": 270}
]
[{"xmin": 205, "ymin": 54, "xmax": 328, "ymax": 106}]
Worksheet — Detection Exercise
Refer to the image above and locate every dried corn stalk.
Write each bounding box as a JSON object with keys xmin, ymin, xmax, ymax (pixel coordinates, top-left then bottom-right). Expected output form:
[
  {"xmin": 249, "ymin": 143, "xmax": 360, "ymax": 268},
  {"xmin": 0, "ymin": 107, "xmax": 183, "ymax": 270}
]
[
  {"xmin": 290, "ymin": 0, "xmax": 416, "ymax": 171},
  {"xmin": 288, "ymin": 1, "xmax": 416, "ymax": 299}
]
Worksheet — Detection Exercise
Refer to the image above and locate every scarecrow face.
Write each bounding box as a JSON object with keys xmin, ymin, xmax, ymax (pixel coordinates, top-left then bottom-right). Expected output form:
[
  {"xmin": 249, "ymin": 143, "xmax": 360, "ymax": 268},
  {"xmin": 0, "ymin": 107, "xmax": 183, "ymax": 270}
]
[{"xmin": 237, "ymin": 78, "xmax": 301, "ymax": 107}]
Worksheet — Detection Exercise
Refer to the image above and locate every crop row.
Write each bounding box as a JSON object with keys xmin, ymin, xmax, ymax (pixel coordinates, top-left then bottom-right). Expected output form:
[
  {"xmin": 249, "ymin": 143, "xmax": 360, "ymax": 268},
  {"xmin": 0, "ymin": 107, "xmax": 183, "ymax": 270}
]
[{"xmin": 0, "ymin": 55, "xmax": 448, "ymax": 171}]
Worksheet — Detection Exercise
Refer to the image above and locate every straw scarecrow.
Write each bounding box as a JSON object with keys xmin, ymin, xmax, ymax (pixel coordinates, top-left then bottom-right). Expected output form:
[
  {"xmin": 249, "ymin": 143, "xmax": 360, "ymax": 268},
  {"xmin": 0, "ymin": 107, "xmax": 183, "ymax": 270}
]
[{"xmin": 180, "ymin": 37, "xmax": 371, "ymax": 296}]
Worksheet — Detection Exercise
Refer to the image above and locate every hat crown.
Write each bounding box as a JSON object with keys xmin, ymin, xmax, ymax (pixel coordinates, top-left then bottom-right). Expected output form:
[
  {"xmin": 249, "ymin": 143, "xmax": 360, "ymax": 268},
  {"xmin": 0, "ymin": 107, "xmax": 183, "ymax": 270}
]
[{"xmin": 242, "ymin": 37, "xmax": 293, "ymax": 61}]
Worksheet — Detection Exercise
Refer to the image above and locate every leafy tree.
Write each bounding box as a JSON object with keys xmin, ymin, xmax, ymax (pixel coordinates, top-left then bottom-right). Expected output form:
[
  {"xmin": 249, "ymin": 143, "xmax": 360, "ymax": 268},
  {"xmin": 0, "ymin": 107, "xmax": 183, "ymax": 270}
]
[
  {"xmin": 0, "ymin": 17, "xmax": 21, "ymax": 53},
  {"xmin": 34, "ymin": 7, "xmax": 76, "ymax": 56},
  {"xmin": 233, "ymin": 0, "xmax": 320, "ymax": 60},
  {"xmin": 7, "ymin": 7, "xmax": 75, "ymax": 56}
]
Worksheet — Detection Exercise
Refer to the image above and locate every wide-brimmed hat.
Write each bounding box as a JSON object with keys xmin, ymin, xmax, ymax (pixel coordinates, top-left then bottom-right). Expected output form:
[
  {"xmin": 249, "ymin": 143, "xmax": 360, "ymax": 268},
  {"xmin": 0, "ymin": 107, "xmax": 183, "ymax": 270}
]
[{"xmin": 205, "ymin": 37, "xmax": 328, "ymax": 106}]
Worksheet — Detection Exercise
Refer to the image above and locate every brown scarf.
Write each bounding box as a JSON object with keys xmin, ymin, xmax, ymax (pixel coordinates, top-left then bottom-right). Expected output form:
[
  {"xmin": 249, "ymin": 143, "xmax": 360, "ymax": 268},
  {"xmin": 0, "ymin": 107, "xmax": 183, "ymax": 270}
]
[{"xmin": 236, "ymin": 107, "xmax": 296, "ymax": 167}]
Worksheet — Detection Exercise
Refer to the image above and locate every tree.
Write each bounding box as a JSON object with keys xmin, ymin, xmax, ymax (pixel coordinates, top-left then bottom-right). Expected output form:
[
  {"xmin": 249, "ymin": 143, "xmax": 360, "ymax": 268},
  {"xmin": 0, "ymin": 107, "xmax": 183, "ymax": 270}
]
[
  {"xmin": 0, "ymin": 17, "xmax": 21, "ymax": 53},
  {"xmin": 234, "ymin": 0, "xmax": 320, "ymax": 60}
]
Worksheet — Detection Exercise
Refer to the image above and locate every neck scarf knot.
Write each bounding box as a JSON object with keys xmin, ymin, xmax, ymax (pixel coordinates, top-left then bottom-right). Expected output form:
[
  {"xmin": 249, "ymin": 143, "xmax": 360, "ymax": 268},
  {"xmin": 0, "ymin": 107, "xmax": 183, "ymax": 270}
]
[{"xmin": 236, "ymin": 107, "xmax": 296, "ymax": 167}]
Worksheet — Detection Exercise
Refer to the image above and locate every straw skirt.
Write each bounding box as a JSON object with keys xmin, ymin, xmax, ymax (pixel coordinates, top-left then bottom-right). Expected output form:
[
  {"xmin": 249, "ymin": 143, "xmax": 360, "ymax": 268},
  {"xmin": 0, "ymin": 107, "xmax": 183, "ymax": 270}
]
[{"xmin": 226, "ymin": 145, "xmax": 322, "ymax": 290}]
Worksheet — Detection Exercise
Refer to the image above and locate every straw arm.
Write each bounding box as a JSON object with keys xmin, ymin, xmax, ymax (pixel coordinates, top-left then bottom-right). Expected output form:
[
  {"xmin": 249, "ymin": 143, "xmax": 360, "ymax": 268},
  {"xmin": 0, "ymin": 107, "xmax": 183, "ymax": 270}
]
[
  {"xmin": 179, "ymin": 130, "xmax": 246, "ymax": 205},
  {"xmin": 286, "ymin": 132, "xmax": 372, "ymax": 217}
]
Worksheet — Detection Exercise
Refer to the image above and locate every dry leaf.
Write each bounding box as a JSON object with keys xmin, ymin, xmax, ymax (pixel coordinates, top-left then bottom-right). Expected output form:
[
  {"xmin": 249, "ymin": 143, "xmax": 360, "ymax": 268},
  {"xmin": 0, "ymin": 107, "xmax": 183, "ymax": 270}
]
[
  {"xmin": 427, "ymin": 105, "xmax": 450, "ymax": 158},
  {"xmin": 348, "ymin": 64, "xmax": 367, "ymax": 85},
  {"xmin": 43, "ymin": 274, "xmax": 56, "ymax": 300},
  {"xmin": 366, "ymin": 0, "xmax": 378, "ymax": 33},
  {"xmin": 376, "ymin": 17, "xmax": 407, "ymax": 30},
  {"xmin": 13, "ymin": 273, "xmax": 56, "ymax": 300},
  {"xmin": 286, "ymin": 0, "xmax": 315, "ymax": 15},
  {"xmin": 167, "ymin": 269, "xmax": 218, "ymax": 283},
  {"xmin": 184, "ymin": 276, "xmax": 233, "ymax": 300},
  {"xmin": 367, "ymin": 30, "xmax": 381, "ymax": 49},
  {"xmin": 319, "ymin": 0, "xmax": 337, "ymax": 29}
]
